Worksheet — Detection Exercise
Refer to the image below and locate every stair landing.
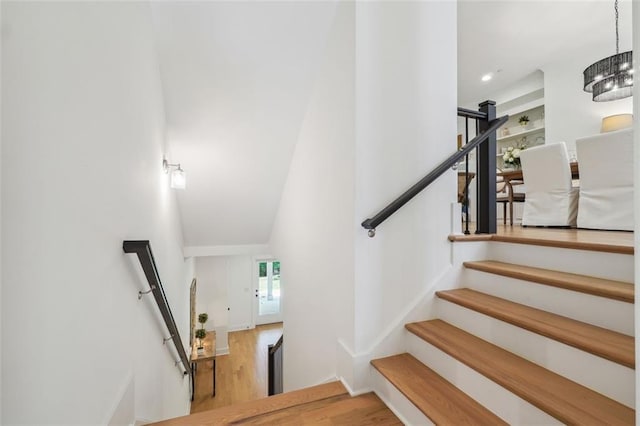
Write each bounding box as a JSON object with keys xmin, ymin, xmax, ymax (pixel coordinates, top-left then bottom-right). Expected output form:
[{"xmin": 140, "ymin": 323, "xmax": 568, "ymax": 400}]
[
  {"xmin": 449, "ymin": 224, "xmax": 633, "ymax": 254},
  {"xmin": 151, "ymin": 381, "xmax": 401, "ymax": 425}
]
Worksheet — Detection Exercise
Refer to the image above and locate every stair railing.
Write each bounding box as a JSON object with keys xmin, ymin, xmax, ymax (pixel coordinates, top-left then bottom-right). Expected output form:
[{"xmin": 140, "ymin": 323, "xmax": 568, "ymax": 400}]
[
  {"xmin": 123, "ymin": 240, "xmax": 191, "ymax": 377},
  {"xmin": 362, "ymin": 100, "xmax": 507, "ymax": 237},
  {"xmin": 268, "ymin": 334, "xmax": 284, "ymax": 396}
]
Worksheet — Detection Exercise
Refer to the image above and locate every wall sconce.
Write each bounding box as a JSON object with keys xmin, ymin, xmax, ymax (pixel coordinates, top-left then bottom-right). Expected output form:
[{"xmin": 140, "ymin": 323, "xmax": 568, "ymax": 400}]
[
  {"xmin": 163, "ymin": 158, "xmax": 186, "ymax": 189},
  {"xmin": 601, "ymin": 113, "xmax": 633, "ymax": 133}
]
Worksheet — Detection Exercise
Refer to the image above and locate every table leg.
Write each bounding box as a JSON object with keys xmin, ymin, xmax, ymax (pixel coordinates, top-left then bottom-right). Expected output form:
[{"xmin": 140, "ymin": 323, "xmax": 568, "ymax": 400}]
[
  {"xmin": 509, "ymin": 199, "xmax": 514, "ymax": 226},
  {"xmin": 506, "ymin": 181, "xmax": 515, "ymax": 226},
  {"xmin": 212, "ymin": 358, "xmax": 216, "ymax": 397},
  {"xmin": 503, "ymin": 202, "xmax": 507, "ymax": 225}
]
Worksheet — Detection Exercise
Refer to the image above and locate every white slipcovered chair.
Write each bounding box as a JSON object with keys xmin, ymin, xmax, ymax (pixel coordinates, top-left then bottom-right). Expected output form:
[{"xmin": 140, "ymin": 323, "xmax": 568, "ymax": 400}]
[
  {"xmin": 575, "ymin": 128, "xmax": 633, "ymax": 231},
  {"xmin": 519, "ymin": 142, "xmax": 578, "ymax": 227}
]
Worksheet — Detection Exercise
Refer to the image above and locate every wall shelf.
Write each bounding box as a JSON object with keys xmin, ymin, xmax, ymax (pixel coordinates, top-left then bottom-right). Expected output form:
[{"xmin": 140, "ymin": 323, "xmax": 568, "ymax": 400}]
[{"xmin": 497, "ymin": 125, "xmax": 545, "ymax": 143}]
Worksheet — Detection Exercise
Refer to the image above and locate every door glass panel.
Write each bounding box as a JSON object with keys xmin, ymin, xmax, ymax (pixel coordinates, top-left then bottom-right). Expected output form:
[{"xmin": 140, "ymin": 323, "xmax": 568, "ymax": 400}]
[{"xmin": 258, "ymin": 261, "xmax": 280, "ymax": 316}]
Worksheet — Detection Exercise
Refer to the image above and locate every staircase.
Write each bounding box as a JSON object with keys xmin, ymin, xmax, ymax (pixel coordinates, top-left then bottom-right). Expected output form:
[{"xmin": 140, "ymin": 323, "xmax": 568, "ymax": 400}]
[
  {"xmin": 153, "ymin": 229, "xmax": 633, "ymax": 425},
  {"xmin": 371, "ymin": 233, "xmax": 635, "ymax": 424}
]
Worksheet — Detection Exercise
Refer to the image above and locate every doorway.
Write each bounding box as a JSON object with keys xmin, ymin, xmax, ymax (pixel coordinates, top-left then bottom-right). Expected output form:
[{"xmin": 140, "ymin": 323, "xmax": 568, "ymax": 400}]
[{"xmin": 254, "ymin": 260, "xmax": 282, "ymax": 325}]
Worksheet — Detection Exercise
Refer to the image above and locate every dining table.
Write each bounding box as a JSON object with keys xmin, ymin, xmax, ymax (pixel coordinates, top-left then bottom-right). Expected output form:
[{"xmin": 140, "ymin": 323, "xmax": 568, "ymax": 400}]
[{"xmin": 498, "ymin": 162, "xmax": 579, "ymax": 225}]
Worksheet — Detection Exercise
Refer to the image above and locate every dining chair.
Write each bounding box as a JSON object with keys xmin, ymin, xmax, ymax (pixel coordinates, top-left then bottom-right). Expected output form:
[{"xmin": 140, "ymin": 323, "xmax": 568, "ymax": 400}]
[
  {"xmin": 519, "ymin": 142, "xmax": 578, "ymax": 227},
  {"xmin": 496, "ymin": 170, "xmax": 525, "ymax": 225},
  {"xmin": 575, "ymin": 128, "xmax": 633, "ymax": 231}
]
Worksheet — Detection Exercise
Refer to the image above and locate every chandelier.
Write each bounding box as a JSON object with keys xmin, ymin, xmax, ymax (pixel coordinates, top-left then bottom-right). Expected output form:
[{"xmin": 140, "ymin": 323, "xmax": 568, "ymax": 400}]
[{"xmin": 583, "ymin": 0, "xmax": 633, "ymax": 102}]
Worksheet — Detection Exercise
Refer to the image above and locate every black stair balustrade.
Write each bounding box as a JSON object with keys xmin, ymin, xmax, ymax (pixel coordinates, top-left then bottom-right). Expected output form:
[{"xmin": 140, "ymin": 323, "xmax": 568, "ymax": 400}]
[
  {"xmin": 268, "ymin": 335, "xmax": 284, "ymax": 396},
  {"xmin": 361, "ymin": 100, "xmax": 507, "ymax": 236}
]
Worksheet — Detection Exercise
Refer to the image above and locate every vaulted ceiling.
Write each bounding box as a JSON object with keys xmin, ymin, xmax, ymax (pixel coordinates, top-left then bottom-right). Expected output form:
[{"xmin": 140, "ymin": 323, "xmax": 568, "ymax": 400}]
[
  {"xmin": 150, "ymin": 1, "xmax": 632, "ymax": 248},
  {"xmin": 150, "ymin": 2, "xmax": 337, "ymax": 247}
]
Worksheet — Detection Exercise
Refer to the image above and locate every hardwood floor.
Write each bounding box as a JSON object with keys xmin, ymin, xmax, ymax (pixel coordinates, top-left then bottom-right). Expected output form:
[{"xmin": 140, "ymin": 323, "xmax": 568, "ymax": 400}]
[
  {"xmin": 191, "ymin": 323, "xmax": 283, "ymax": 414},
  {"xmin": 450, "ymin": 223, "xmax": 634, "ymax": 254}
]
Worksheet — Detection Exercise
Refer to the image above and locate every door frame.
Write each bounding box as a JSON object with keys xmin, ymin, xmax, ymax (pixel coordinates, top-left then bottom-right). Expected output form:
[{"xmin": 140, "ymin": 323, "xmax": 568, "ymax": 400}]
[{"xmin": 252, "ymin": 257, "xmax": 283, "ymax": 326}]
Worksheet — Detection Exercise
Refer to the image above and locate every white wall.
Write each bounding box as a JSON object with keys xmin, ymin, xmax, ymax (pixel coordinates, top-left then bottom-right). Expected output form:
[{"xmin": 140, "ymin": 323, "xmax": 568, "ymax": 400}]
[
  {"xmin": 269, "ymin": 0, "xmax": 457, "ymax": 394},
  {"xmin": 1, "ymin": 3, "xmax": 192, "ymax": 424},
  {"xmin": 195, "ymin": 256, "xmax": 230, "ymax": 353},
  {"xmin": 194, "ymin": 255, "xmax": 259, "ymax": 354},
  {"xmin": 0, "ymin": 1, "xmax": 3, "ymax": 417},
  {"xmin": 269, "ymin": 1, "xmax": 356, "ymax": 392},
  {"xmin": 543, "ymin": 45, "xmax": 633, "ymax": 153},
  {"xmin": 633, "ymin": 0, "xmax": 639, "ymax": 414},
  {"xmin": 353, "ymin": 0, "xmax": 456, "ymax": 355}
]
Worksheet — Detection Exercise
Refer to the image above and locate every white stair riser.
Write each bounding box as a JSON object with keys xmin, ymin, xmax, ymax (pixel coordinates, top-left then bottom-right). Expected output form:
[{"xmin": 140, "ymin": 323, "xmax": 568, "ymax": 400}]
[
  {"xmin": 370, "ymin": 367, "xmax": 433, "ymax": 426},
  {"xmin": 436, "ymin": 300, "xmax": 635, "ymax": 408},
  {"xmin": 461, "ymin": 269, "xmax": 634, "ymax": 335},
  {"xmin": 487, "ymin": 242, "xmax": 634, "ymax": 282},
  {"xmin": 405, "ymin": 332, "xmax": 560, "ymax": 425}
]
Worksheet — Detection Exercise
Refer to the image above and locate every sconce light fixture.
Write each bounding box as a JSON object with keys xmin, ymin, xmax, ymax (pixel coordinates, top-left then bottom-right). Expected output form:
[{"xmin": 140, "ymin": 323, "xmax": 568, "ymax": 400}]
[{"xmin": 163, "ymin": 158, "xmax": 186, "ymax": 189}]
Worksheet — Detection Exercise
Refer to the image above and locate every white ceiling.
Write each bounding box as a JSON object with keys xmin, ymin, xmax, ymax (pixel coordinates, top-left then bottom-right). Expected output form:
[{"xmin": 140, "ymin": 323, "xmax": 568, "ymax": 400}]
[
  {"xmin": 150, "ymin": 1, "xmax": 632, "ymax": 248},
  {"xmin": 150, "ymin": 2, "xmax": 337, "ymax": 247},
  {"xmin": 458, "ymin": 0, "xmax": 632, "ymax": 106}
]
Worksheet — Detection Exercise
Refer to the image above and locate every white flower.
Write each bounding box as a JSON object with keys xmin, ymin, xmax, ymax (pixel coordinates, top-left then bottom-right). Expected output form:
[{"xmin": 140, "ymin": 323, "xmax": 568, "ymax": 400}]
[
  {"xmin": 507, "ymin": 146, "xmax": 514, "ymax": 152},
  {"xmin": 512, "ymin": 148, "xmax": 521, "ymax": 158},
  {"xmin": 508, "ymin": 157, "xmax": 514, "ymax": 162},
  {"xmin": 503, "ymin": 153, "xmax": 509, "ymax": 161}
]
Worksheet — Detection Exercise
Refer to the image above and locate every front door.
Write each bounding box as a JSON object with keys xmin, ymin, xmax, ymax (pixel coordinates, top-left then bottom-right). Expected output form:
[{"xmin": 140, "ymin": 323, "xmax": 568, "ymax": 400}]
[{"xmin": 254, "ymin": 260, "xmax": 282, "ymax": 325}]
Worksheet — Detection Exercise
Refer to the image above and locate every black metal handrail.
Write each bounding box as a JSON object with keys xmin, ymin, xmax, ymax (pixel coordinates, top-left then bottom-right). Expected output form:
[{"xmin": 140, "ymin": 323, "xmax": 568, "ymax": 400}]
[
  {"xmin": 457, "ymin": 107, "xmax": 487, "ymax": 120},
  {"xmin": 361, "ymin": 113, "xmax": 508, "ymax": 235},
  {"xmin": 123, "ymin": 240, "xmax": 191, "ymax": 376},
  {"xmin": 268, "ymin": 334, "xmax": 283, "ymax": 396}
]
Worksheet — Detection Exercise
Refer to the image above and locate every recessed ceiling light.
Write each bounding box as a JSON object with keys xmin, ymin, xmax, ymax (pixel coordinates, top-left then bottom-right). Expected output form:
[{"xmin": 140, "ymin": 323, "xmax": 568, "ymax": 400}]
[{"xmin": 481, "ymin": 73, "xmax": 493, "ymax": 82}]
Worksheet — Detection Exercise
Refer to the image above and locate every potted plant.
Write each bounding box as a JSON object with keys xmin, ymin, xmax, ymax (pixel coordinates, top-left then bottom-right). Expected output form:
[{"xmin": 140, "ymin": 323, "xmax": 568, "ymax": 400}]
[
  {"xmin": 195, "ymin": 328, "xmax": 207, "ymax": 354},
  {"xmin": 196, "ymin": 312, "xmax": 208, "ymax": 354},
  {"xmin": 518, "ymin": 115, "xmax": 530, "ymax": 128}
]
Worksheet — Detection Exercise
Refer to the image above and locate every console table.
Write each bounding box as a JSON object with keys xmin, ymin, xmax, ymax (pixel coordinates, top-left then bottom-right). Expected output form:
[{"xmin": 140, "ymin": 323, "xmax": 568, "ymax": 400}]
[{"xmin": 191, "ymin": 330, "xmax": 216, "ymax": 400}]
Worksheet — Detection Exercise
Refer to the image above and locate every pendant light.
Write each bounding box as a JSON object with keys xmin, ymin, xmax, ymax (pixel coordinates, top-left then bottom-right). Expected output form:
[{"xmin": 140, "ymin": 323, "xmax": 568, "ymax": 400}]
[{"xmin": 583, "ymin": 0, "xmax": 633, "ymax": 102}]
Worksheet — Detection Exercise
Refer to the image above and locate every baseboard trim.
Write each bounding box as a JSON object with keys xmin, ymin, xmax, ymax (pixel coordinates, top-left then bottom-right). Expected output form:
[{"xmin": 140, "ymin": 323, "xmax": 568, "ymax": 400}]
[{"xmin": 339, "ymin": 376, "xmax": 371, "ymax": 397}]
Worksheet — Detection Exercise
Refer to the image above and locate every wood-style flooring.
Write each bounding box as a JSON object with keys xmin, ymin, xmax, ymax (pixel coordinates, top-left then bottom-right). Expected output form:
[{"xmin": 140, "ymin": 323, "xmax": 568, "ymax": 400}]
[
  {"xmin": 451, "ymin": 223, "xmax": 634, "ymax": 254},
  {"xmin": 191, "ymin": 323, "xmax": 283, "ymax": 414}
]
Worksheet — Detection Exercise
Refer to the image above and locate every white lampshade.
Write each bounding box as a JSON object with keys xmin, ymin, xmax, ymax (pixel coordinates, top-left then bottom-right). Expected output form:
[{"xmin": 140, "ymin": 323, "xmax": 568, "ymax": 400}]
[
  {"xmin": 601, "ymin": 113, "xmax": 633, "ymax": 133},
  {"xmin": 170, "ymin": 168, "xmax": 186, "ymax": 189}
]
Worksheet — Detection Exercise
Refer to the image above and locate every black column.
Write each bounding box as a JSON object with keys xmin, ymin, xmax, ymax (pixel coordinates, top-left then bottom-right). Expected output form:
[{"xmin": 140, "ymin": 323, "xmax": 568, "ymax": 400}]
[{"xmin": 476, "ymin": 100, "xmax": 497, "ymax": 234}]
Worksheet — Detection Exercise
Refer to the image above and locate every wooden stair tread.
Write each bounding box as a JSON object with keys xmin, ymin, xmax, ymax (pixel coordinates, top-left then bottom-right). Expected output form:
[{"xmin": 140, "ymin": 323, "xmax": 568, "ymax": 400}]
[
  {"xmin": 371, "ymin": 353, "xmax": 506, "ymax": 425},
  {"xmin": 151, "ymin": 381, "xmax": 349, "ymax": 425},
  {"xmin": 437, "ymin": 288, "xmax": 634, "ymax": 368},
  {"xmin": 449, "ymin": 227, "xmax": 633, "ymax": 255},
  {"xmin": 464, "ymin": 260, "xmax": 634, "ymax": 303},
  {"xmin": 406, "ymin": 320, "xmax": 635, "ymax": 425},
  {"xmin": 233, "ymin": 392, "xmax": 401, "ymax": 425}
]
